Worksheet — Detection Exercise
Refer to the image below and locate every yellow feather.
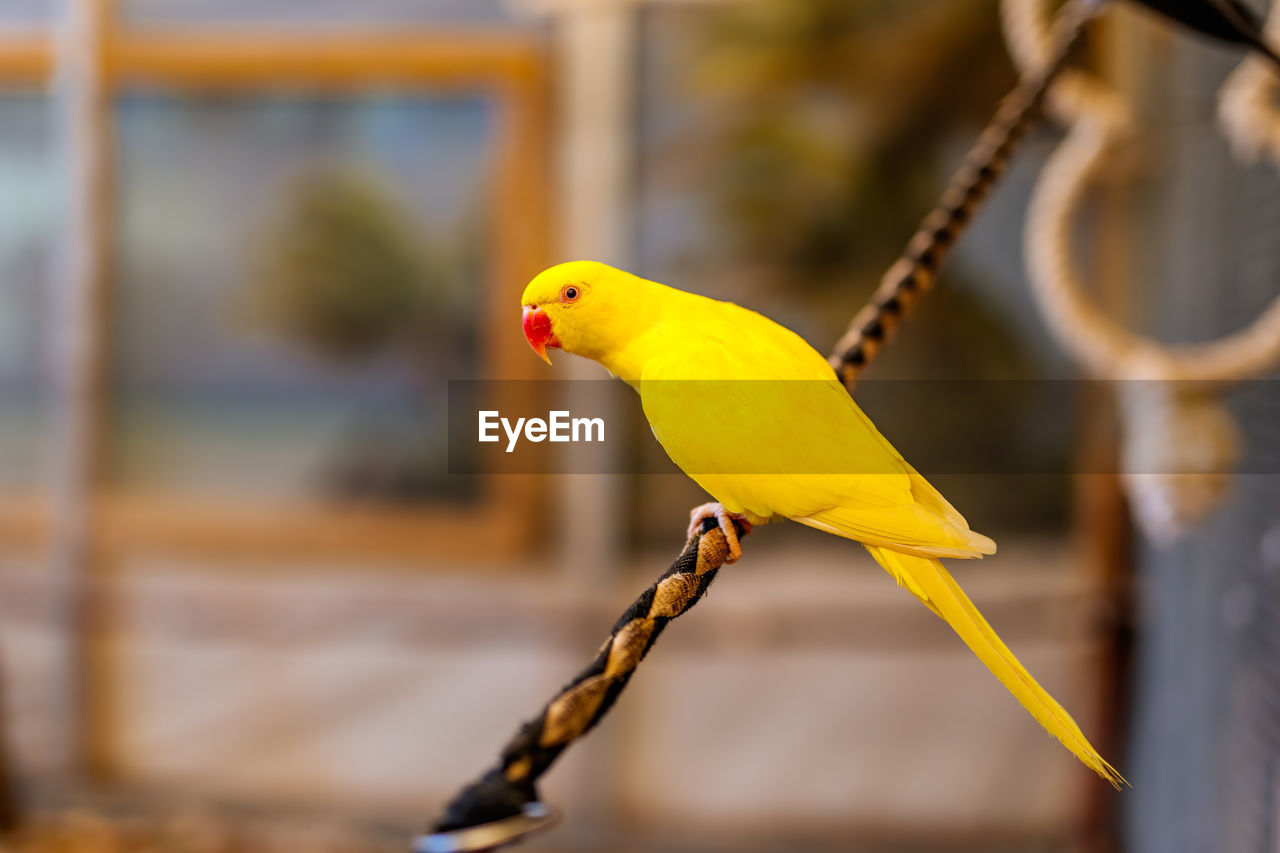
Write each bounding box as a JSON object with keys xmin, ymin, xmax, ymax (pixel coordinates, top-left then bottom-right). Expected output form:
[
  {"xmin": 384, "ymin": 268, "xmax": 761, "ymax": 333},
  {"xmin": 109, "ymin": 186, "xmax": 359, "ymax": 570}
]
[
  {"xmin": 866, "ymin": 546, "xmax": 1126, "ymax": 788},
  {"xmin": 521, "ymin": 261, "xmax": 1124, "ymax": 785}
]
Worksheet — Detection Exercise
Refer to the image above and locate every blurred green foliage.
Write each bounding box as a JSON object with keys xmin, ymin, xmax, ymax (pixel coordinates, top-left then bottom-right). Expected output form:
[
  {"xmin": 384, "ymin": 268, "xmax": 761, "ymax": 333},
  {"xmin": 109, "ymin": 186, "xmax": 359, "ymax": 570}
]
[
  {"xmin": 247, "ymin": 168, "xmax": 481, "ymax": 501},
  {"xmin": 251, "ymin": 168, "xmax": 461, "ymax": 363}
]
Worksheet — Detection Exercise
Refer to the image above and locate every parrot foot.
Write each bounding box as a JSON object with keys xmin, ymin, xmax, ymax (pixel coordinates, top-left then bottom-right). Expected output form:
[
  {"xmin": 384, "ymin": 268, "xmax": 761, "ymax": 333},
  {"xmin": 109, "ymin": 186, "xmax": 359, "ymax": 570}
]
[{"xmin": 686, "ymin": 503, "xmax": 752, "ymax": 564}]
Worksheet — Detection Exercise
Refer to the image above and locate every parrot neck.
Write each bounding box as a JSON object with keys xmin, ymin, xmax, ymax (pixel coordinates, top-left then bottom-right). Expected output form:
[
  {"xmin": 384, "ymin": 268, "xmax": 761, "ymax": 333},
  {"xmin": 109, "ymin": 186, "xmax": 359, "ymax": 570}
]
[
  {"xmin": 598, "ymin": 332, "xmax": 662, "ymax": 387},
  {"xmin": 592, "ymin": 279, "xmax": 680, "ymax": 386}
]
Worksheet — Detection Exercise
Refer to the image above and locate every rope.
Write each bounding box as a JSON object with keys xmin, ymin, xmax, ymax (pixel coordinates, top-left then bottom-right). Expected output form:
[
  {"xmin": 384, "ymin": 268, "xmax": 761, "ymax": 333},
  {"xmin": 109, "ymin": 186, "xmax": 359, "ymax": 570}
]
[
  {"xmin": 428, "ymin": 519, "xmax": 739, "ymax": 836},
  {"xmin": 828, "ymin": 0, "xmax": 1100, "ymax": 389},
  {"xmin": 1012, "ymin": 0, "xmax": 1280, "ymax": 539},
  {"xmin": 1220, "ymin": 5, "xmax": 1280, "ymax": 167},
  {"xmin": 1016, "ymin": 0, "xmax": 1280, "ymax": 384}
]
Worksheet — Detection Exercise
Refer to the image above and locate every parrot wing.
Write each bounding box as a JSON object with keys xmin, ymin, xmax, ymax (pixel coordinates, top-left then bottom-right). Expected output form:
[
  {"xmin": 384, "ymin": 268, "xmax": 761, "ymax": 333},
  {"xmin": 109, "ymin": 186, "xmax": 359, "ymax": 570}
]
[{"xmin": 636, "ymin": 301, "xmax": 994, "ymax": 558}]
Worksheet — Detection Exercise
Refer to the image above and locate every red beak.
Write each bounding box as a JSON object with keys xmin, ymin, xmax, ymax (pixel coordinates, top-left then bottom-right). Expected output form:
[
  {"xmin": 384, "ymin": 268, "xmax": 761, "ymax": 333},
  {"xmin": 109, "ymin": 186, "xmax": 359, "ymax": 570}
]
[{"xmin": 522, "ymin": 305, "xmax": 559, "ymax": 365}]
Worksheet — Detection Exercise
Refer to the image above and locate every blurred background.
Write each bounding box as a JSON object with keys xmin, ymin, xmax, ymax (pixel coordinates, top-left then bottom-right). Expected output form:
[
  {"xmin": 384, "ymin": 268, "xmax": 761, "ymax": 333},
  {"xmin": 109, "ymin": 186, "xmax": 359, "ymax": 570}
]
[{"xmin": 0, "ymin": 0, "xmax": 1278, "ymax": 851}]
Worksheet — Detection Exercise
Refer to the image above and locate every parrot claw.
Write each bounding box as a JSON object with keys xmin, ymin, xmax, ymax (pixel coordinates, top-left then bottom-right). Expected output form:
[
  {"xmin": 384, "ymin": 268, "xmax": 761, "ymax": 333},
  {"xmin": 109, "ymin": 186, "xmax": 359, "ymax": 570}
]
[{"xmin": 686, "ymin": 502, "xmax": 752, "ymax": 564}]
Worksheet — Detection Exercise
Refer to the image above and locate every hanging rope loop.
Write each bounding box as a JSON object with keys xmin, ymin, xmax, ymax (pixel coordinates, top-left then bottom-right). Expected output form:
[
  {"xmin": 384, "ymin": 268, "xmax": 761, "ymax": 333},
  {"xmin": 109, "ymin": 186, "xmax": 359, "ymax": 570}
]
[
  {"xmin": 1011, "ymin": 0, "xmax": 1280, "ymax": 539},
  {"xmin": 1014, "ymin": 0, "xmax": 1280, "ymax": 385}
]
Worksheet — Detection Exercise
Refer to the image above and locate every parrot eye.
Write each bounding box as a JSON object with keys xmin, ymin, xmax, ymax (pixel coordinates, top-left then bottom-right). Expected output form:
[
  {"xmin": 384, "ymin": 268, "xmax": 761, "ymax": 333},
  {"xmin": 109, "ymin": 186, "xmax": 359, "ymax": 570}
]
[{"xmin": 561, "ymin": 285, "xmax": 582, "ymax": 304}]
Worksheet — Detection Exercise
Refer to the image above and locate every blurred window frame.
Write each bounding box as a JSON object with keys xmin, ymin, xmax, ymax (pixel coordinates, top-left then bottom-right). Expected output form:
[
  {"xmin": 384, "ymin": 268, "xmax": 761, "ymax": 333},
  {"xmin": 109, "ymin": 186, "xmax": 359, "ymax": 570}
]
[{"xmin": 0, "ymin": 20, "xmax": 551, "ymax": 564}]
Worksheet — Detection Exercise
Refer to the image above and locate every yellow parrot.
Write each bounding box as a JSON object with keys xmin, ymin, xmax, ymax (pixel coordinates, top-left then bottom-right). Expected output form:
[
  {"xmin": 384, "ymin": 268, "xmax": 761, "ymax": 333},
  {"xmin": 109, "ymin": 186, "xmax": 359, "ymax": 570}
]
[{"xmin": 520, "ymin": 260, "xmax": 1124, "ymax": 786}]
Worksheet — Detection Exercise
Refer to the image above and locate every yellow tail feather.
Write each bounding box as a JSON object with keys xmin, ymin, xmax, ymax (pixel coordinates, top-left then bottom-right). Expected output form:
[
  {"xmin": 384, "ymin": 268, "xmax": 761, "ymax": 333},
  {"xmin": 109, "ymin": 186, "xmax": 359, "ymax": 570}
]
[{"xmin": 866, "ymin": 545, "xmax": 1127, "ymax": 788}]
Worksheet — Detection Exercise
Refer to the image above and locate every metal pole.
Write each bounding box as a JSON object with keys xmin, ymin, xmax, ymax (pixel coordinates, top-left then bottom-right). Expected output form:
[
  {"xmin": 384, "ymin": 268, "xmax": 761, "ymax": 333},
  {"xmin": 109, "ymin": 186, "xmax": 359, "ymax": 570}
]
[
  {"xmin": 553, "ymin": 2, "xmax": 634, "ymax": 585},
  {"xmin": 49, "ymin": 0, "xmax": 111, "ymax": 780}
]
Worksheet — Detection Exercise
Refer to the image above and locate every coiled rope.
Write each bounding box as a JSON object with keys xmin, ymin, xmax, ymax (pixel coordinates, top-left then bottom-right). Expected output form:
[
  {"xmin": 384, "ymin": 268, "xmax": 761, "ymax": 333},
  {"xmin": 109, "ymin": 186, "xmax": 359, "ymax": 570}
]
[{"xmin": 1011, "ymin": 0, "xmax": 1280, "ymax": 540}]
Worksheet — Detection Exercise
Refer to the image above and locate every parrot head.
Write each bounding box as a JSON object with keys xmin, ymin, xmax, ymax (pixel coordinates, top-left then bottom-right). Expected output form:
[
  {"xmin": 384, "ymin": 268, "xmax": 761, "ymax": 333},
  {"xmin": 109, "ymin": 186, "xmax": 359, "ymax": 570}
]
[{"xmin": 520, "ymin": 260, "xmax": 654, "ymax": 365}]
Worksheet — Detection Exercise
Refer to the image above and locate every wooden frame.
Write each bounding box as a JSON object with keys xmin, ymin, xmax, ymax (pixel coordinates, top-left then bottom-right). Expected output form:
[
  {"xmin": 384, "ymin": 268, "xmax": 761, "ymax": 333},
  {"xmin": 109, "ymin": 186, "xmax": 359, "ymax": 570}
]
[
  {"xmin": 0, "ymin": 30, "xmax": 546, "ymax": 85},
  {"xmin": 0, "ymin": 23, "xmax": 551, "ymax": 563}
]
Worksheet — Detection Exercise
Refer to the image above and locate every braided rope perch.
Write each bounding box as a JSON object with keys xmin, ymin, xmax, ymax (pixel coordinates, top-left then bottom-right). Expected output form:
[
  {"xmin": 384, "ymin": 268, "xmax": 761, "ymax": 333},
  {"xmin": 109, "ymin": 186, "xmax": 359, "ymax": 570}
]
[
  {"xmin": 829, "ymin": 0, "xmax": 1098, "ymax": 389},
  {"xmin": 429, "ymin": 519, "xmax": 739, "ymax": 836}
]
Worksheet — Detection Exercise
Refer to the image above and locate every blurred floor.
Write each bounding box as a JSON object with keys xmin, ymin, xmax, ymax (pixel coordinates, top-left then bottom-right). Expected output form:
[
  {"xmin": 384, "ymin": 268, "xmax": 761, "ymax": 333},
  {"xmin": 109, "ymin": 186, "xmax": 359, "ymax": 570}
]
[{"xmin": 0, "ymin": 534, "xmax": 1106, "ymax": 850}]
